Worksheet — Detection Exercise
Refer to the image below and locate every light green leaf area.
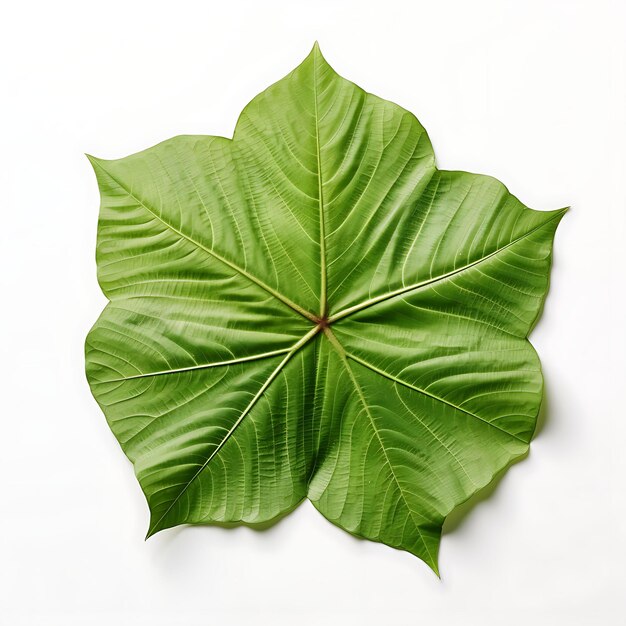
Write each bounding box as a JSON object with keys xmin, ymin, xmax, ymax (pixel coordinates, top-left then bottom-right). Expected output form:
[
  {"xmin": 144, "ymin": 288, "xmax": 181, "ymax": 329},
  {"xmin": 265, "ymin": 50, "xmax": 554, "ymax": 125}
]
[{"xmin": 86, "ymin": 43, "xmax": 565, "ymax": 573}]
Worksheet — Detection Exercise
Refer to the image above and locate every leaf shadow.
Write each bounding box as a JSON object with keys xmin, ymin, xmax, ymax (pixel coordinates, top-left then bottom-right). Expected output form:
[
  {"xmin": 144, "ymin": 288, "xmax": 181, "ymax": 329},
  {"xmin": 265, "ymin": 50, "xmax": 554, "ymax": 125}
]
[{"xmin": 443, "ymin": 377, "xmax": 549, "ymax": 534}]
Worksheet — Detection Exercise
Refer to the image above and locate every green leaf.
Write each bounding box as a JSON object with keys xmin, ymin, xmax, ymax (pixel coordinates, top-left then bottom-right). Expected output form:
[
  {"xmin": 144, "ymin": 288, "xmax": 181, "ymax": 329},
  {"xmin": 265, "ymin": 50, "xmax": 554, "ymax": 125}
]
[{"xmin": 86, "ymin": 43, "xmax": 565, "ymax": 573}]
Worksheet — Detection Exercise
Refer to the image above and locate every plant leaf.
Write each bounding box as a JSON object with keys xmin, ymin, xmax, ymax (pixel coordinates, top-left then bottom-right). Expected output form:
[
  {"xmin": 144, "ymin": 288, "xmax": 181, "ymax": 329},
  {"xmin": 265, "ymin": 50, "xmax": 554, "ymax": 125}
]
[{"xmin": 86, "ymin": 43, "xmax": 565, "ymax": 572}]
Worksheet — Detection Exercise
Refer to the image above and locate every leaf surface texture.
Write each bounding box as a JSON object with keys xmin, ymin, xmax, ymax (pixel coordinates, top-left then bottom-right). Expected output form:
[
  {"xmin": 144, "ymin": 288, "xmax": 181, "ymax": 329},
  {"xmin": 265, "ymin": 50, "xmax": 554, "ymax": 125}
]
[{"xmin": 86, "ymin": 44, "xmax": 565, "ymax": 572}]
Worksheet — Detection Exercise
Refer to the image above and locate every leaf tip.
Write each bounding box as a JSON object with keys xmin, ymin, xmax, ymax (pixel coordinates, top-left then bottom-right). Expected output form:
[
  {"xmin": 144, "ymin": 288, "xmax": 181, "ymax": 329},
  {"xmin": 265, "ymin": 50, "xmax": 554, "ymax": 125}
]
[
  {"xmin": 308, "ymin": 40, "xmax": 328, "ymax": 64},
  {"xmin": 85, "ymin": 153, "xmax": 102, "ymax": 170},
  {"xmin": 145, "ymin": 524, "xmax": 159, "ymax": 540},
  {"xmin": 145, "ymin": 510, "xmax": 164, "ymax": 540},
  {"xmin": 429, "ymin": 559, "xmax": 441, "ymax": 579},
  {"xmin": 551, "ymin": 205, "xmax": 570, "ymax": 227}
]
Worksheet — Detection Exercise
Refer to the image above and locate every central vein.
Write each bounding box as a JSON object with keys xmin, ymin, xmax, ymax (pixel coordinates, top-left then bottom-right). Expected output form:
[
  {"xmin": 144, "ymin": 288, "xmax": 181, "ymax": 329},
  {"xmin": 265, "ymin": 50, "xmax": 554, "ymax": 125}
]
[{"xmin": 313, "ymin": 47, "xmax": 328, "ymax": 319}]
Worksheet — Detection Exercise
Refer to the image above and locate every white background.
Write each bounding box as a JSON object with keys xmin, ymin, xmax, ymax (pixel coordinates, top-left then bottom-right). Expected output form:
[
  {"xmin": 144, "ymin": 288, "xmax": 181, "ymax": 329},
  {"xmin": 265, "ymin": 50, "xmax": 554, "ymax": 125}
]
[{"xmin": 1, "ymin": 1, "xmax": 624, "ymax": 624}]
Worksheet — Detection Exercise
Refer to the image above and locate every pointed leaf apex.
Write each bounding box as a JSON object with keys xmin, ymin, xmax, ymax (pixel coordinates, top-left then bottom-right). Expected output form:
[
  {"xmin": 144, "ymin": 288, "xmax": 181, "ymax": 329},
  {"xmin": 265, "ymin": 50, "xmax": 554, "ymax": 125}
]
[
  {"xmin": 552, "ymin": 205, "xmax": 570, "ymax": 223},
  {"xmin": 428, "ymin": 559, "xmax": 441, "ymax": 579},
  {"xmin": 145, "ymin": 521, "xmax": 161, "ymax": 540},
  {"xmin": 85, "ymin": 154, "xmax": 105, "ymax": 173},
  {"xmin": 307, "ymin": 40, "xmax": 328, "ymax": 65}
]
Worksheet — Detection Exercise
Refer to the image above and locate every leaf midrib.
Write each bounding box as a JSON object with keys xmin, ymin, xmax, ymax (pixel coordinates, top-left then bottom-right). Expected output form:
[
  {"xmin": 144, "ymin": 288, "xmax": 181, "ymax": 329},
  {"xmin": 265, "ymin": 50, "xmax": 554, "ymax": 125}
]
[
  {"xmin": 90, "ymin": 158, "xmax": 318, "ymax": 324},
  {"xmin": 328, "ymin": 208, "xmax": 567, "ymax": 323},
  {"xmin": 322, "ymin": 327, "xmax": 437, "ymax": 569},
  {"xmin": 345, "ymin": 350, "xmax": 528, "ymax": 444},
  {"xmin": 313, "ymin": 46, "xmax": 328, "ymax": 319},
  {"xmin": 146, "ymin": 324, "xmax": 321, "ymax": 537},
  {"xmin": 91, "ymin": 345, "xmax": 294, "ymax": 384}
]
